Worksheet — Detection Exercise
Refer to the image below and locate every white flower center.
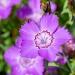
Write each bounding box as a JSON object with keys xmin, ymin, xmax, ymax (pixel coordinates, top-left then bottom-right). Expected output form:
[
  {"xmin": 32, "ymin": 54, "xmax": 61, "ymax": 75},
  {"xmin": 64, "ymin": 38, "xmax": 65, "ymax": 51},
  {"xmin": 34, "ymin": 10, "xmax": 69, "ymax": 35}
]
[
  {"xmin": 35, "ymin": 30, "xmax": 53, "ymax": 48},
  {"xmin": 19, "ymin": 57, "xmax": 35, "ymax": 68}
]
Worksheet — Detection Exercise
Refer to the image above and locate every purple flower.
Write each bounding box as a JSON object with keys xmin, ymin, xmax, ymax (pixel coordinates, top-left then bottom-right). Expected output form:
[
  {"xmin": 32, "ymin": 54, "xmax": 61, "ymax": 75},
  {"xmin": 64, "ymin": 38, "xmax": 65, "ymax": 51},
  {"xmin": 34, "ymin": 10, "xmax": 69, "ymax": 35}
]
[
  {"xmin": 0, "ymin": 0, "xmax": 21, "ymax": 19},
  {"xmin": 16, "ymin": 5, "xmax": 33, "ymax": 19},
  {"xmin": 12, "ymin": 0, "xmax": 21, "ymax": 5},
  {"xmin": 4, "ymin": 46, "xmax": 44, "ymax": 75},
  {"xmin": 17, "ymin": 13, "xmax": 71, "ymax": 62},
  {"xmin": 17, "ymin": 0, "xmax": 44, "ymax": 22},
  {"xmin": 56, "ymin": 55, "xmax": 68, "ymax": 64},
  {"xmin": 65, "ymin": 39, "xmax": 75, "ymax": 51},
  {"xmin": 63, "ymin": 39, "xmax": 75, "ymax": 57},
  {"xmin": 0, "ymin": 7, "xmax": 11, "ymax": 19}
]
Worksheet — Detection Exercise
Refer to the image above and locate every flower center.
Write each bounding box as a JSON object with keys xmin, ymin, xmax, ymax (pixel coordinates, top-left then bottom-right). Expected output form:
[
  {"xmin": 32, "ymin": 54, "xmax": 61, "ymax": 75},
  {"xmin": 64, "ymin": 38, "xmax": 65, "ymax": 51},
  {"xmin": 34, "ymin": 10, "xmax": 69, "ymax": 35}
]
[
  {"xmin": 19, "ymin": 57, "xmax": 35, "ymax": 68},
  {"xmin": 34, "ymin": 30, "xmax": 53, "ymax": 49}
]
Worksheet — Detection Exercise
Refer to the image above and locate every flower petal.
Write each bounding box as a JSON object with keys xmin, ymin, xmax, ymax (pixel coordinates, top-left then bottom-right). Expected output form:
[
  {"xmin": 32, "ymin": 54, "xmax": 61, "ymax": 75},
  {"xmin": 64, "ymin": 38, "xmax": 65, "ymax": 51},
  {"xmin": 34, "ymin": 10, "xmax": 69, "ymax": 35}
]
[
  {"xmin": 12, "ymin": 0, "xmax": 21, "ymax": 5},
  {"xmin": 0, "ymin": 7, "xmax": 11, "ymax": 19},
  {"xmin": 28, "ymin": 0, "xmax": 43, "ymax": 22},
  {"xmin": 28, "ymin": 0, "xmax": 41, "ymax": 13},
  {"xmin": 4, "ymin": 46, "xmax": 20, "ymax": 66},
  {"xmin": 16, "ymin": 37, "xmax": 23, "ymax": 48},
  {"xmin": 40, "ymin": 14, "xmax": 59, "ymax": 33},
  {"xmin": 11, "ymin": 66, "xmax": 26, "ymax": 75},
  {"xmin": 50, "ymin": 1, "xmax": 57, "ymax": 13},
  {"xmin": 20, "ymin": 39, "xmax": 38, "ymax": 58},
  {"xmin": 53, "ymin": 27, "xmax": 72, "ymax": 46},
  {"xmin": 27, "ymin": 56, "xmax": 44, "ymax": 75},
  {"xmin": 20, "ymin": 21, "xmax": 40, "ymax": 40},
  {"xmin": 39, "ymin": 47, "xmax": 59, "ymax": 62}
]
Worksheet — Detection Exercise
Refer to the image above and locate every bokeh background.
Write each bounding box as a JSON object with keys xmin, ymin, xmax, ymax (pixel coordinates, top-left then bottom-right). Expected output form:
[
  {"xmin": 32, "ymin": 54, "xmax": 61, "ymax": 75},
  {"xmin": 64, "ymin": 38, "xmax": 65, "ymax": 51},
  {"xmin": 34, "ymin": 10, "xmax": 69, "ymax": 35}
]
[{"xmin": 0, "ymin": 0, "xmax": 75, "ymax": 75}]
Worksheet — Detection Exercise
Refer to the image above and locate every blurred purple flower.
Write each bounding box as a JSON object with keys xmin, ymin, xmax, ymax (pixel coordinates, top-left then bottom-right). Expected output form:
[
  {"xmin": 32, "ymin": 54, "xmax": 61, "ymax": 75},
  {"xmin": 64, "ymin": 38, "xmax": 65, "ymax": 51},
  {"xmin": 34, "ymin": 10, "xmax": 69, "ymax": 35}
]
[
  {"xmin": 65, "ymin": 39, "xmax": 75, "ymax": 51},
  {"xmin": 50, "ymin": 1, "xmax": 57, "ymax": 13},
  {"xmin": 12, "ymin": 0, "xmax": 21, "ymax": 5},
  {"xmin": 0, "ymin": 0, "xmax": 21, "ymax": 19},
  {"xmin": 17, "ymin": 0, "xmax": 44, "ymax": 22},
  {"xmin": 16, "ymin": 13, "xmax": 71, "ymax": 62},
  {"xmin": 4, "ymin": 46, "xmax": 44, "ymax": 75},
  {"xmin": 56, "ymin": 55, "xmax": 68, "ymax": 64},
  {"xmin": 63, "ymin": 39, "xmax": 75, "ymax": 57},
  {"xmin": 16, "ymin": 5, "xmax": 33, "ymax": 19},
  {"xmin": 0, "ymin": 7, "xmax": 11, "ymax": 19}
]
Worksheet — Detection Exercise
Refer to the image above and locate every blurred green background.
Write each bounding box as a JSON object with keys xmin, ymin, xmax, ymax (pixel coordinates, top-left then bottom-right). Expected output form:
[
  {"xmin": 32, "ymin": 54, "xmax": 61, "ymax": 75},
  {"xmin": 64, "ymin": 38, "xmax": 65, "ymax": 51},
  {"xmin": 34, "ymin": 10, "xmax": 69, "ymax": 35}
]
[{"xmin": 0, "ymin": 0, "xmax": 75, "ymax": 75}]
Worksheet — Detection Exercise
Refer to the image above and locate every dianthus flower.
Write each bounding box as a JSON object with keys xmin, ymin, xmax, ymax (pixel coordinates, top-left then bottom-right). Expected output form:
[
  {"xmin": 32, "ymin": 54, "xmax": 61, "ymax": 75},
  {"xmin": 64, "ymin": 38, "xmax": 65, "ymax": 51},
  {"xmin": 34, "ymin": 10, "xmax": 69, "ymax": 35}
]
[
  {"xmin": 0, "ymin": 0, "xmax": 21, "ymax": 19},
  {"xmin": 16, "ymin": 13, "xmax": 71, "ymax": 61},
  {"xmin": 4, "ymin": 46, "xmax": 44, "ymax": 75}
]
